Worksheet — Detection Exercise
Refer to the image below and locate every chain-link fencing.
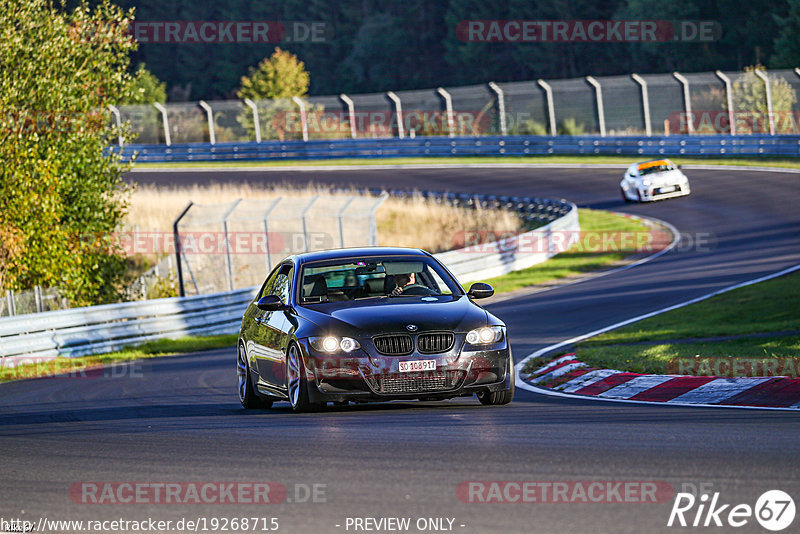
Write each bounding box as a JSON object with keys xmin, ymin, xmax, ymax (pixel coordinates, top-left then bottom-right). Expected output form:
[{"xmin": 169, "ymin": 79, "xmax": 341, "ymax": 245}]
[
  {"xmin": 1, "ymin": 287, "xmax": 70, "ymax": 317},
  {"xmin": 173, "ymin": 194, "xmax": 387, "ymax": 296},
  {"xmin": 116, "ymin": 68, "xmax": 800, "ymax": 146}
]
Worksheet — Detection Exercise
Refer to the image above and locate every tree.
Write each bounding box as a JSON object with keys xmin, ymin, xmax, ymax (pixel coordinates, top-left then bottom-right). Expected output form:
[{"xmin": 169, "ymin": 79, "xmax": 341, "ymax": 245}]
[
  {"xmin": 733, "ymin": 65, "xmax": 798, "ymax": 133},
  {"xmin": 0, "ymin": 0, "xmax": 137, "ymax": 306},
  {"xmin": 121, "ymin": 63, "xmax": 167, "ymax": 104},
  {"xmin": 237, "ymin": 47, "xmax": 310, "ymax": 101},
  {"xmin": 771, "ymin": 0, "xmax": 800, "ymax": 69},
  {"xmin": 236, "ymin": 48, "xmax": 311, "ymax": 142}
]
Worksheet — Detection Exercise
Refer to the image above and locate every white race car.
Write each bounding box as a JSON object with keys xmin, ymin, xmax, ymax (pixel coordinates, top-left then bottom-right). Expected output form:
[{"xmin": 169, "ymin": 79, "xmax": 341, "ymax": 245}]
[{"xmin": 620, "ymin": 159, "xmax": 691, "ymax": 202}]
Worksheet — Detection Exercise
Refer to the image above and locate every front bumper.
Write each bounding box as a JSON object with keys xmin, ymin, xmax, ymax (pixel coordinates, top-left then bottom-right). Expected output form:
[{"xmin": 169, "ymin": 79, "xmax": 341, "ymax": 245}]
[
  {"xmin": 638, "ymin": 183, "xmax": 691, "ymax": 201},
  {"xmin": 297, "ymin": 336, "xmax": 512, "ymax": 403}
]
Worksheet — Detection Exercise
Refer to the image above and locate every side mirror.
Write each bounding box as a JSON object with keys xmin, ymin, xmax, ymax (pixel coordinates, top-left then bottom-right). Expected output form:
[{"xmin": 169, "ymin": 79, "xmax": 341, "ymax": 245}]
[
  {"xmin": 256, "ymin": 295, "xmax": 284, "ymax": 311},
  {"xmin": 467, "ymin": 282, "xmax": 494, "ymax": 299}
]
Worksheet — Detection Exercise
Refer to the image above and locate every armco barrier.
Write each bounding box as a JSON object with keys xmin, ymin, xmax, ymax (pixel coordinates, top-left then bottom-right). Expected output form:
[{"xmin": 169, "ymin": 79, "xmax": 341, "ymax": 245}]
[
  {"xmin": 116, "ymin": 134, "xmax": 800, "ymax": 162},
  {"xmin": 0, "ymin": 288, "xmax": 257, "ymax": 366},
  {"xmin": 438, "ymin": 202, "xmax": 578, "ymax": 283},
  {"xmin": 0, "ymin": 194, "xmax": 576, "ymax": 366}
]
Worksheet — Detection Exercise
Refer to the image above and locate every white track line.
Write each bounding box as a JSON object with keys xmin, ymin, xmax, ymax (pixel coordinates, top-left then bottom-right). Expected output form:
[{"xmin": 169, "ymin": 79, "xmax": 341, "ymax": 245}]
[{"xmin": 514, "ymin": 263, "xmax": 800, "ymax": 411}]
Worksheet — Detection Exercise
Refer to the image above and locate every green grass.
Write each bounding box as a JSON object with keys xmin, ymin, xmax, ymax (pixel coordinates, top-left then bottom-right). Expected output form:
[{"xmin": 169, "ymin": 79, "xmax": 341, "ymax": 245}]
[
  {"xmin": 1, "ymin": 334, "xmax": 237, "ymax": 383},
  {"xmin": 131, "ymin": 155, "xmax": 800, "ymax": 170},
  {"xmin": 574, "ymin": 337, "xmax": 800, "ymax": 375},
  {"xmin": 546, "ymin": 270, "xmax": 800, "ymax": 375},
  {"xmin": 480, "ymin": 208, "xmax": 655, "ymax": 294},
  {"xmin": 582, "ymin": 271, "xmax": 800, "ymax": 345}
]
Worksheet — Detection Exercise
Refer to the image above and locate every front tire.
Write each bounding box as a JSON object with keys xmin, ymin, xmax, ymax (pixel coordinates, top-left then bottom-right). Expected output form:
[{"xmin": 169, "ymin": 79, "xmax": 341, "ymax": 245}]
[
  {"xmin": 286, "ymin": 343, "xmax": 323, "ymax": 413},
  {"xmin": 477, "ymin": 356, "xmax": 515, "ymax": 406},
  {"xmin": 238, "ymin": 343, "xmax": 273, "ymax": 409},
  {"xmin": 620, "ymin": 187, "xmax": 632, "ymax": 203}
]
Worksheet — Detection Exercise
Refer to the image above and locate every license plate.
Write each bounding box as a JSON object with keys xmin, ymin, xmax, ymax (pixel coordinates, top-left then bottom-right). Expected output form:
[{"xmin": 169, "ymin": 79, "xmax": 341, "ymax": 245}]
[
  {"xmin": 398, "ymin": 360, "xmax": 436, "ymax": 373},
  {"xmin": 657, "ymin": 185, "xmax": 676, "ymax": 193}
]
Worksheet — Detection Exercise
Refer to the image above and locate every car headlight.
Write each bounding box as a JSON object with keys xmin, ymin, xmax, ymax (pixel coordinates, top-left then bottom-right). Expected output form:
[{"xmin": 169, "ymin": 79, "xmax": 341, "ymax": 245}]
[
  {"xmin": 309, "ymin": 336, "xmax": 361, "ymax": 353},
  {"xmin": 465, "ymin": 326, "xmax": 504, "ymax": 345}
]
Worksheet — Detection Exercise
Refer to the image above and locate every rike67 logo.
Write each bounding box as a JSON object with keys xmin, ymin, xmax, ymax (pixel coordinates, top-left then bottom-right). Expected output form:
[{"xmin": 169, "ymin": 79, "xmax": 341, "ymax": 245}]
[{"xmin": 668, "ymin": 490, "xmax": 795, "ymax": 531}]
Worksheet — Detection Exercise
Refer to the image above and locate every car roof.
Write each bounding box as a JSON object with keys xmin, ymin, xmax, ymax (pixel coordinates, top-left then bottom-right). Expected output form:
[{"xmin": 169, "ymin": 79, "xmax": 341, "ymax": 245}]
[{"xmin": 290, "ymin": 247, "xmax": 430, "ymax": 266}]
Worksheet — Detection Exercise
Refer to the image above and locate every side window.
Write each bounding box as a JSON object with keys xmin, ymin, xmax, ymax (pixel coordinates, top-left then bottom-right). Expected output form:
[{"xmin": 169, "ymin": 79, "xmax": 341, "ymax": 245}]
[
  {"xmin": 258, "ymin": 271, "xmax": 278, "ymax": 299},
  {"xmin": 271, "ymin": 265, "xmax": 293, "ymax": 304},
  {"xmin": 258, "ymin": 265, "xmax": 282, "ymax": 299}
]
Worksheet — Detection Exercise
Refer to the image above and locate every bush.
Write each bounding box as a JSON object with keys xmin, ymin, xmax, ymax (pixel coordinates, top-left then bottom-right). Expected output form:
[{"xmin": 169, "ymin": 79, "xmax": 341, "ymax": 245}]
[
  {"xmin": 558, "ymin": 118, "xmax": 586, "ymax": 135},
  {"xmin": 0, "ymin": 0, "xmax": 138, "ymax": 306}
]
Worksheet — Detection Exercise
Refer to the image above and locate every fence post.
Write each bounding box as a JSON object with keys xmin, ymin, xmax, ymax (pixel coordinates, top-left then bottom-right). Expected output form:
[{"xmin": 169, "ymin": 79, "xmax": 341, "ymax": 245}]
[
  {"xmin": 337, "ymin": 196, "xmax": 356, "ymax": 247},
  {"xmin": 488, "ymin": 82, "xmax": 507, "ymax": 136},
  {"xmin": 222, "ymin": 199, "xmax": 243, "ymax": 292},
  {"xmin": 292, "ymin": 96, "xmax": 309, "ymax": 142},
  {"xmin": 108, "ymin": 105, "xmax": 123, "ymax": 146},
  {"xmin": 339, "ymin": 94, "xmax": 357, "ymax": 139},
  {"xmin": 673, "ymin": 72, "xmax": 693, "ymax": 134},
  {"xmin": 6, "ymin": 289, "xmax": 15, "ymax": 317},
  {"xmin": 631, "ymin": 74, "xmax": 651, "ymax": 136},
  {"xmin": 437, "ymin": 87, "xmax": 455, "ymax": 137},
  {"xmin": 368, "ymin": 193, "xmax": 389, "ymax": 246},
  {"xmin": 586, "ymin": 76, "xmax": 606, "ymax": 137},
  {"xmin": 172, "ymin": 201, "xmax": 194, "ymax": 297},
  {"xmin": 198, "ymin": 100, "xmax": 216, "ymax": 145},
  {"xmin": 387, "ymin": 91, "xmax": 405, "ymax": 138},
  {"xmin": 537, "ymin": 80, "xmax": 557, "ymax": 136},
  {"xmin": 243, "ymin": 98, "xmax": 261, "ymax": 142},
  {"xmin": 754, "ymin": 69, "xmax": 775, "ymax": 135},
  {"xmin": 261, "ymin": 197, "xmax": 282, "ymax": 274},
  {"xmin": 300, "ymin": 197, "xmax": 319, "ymax": 253},
  {"xmin": 715, "ymin": 71, "xmax": 736, "ymax": 135},
  {"xmin": 34, "ymin": 285, "xmax": 43, "ymax": 313},
  {"xmin": 153, "ymin": 103, "xmax": 171, "ymax": 146}
]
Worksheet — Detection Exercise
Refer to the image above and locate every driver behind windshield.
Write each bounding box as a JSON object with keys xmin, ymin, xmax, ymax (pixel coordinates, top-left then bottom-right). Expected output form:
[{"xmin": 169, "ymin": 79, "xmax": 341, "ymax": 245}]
[{"xmin": 390, "ymin": 272, "xmax": 416, "ymax": 296}]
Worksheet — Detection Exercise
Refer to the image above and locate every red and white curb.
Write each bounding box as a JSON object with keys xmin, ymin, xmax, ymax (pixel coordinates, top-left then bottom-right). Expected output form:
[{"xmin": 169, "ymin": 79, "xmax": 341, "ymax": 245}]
[{"xmin": 524, "ymin": 354, "xmax": 800, "ymax": 409}]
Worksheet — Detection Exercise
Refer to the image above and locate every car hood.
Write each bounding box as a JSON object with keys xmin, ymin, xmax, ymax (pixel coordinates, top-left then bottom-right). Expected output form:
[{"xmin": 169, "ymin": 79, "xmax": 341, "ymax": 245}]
[{"xmin": 297, "ymin": 295, "xmax": 490, "ymax": 337}]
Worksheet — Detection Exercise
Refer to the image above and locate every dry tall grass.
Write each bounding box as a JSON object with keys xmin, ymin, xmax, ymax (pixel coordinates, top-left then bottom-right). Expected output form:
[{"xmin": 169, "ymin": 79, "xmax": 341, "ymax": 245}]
[{"xmin": 125, "ymin": 183, "xmax": 522, "ymax": 254}]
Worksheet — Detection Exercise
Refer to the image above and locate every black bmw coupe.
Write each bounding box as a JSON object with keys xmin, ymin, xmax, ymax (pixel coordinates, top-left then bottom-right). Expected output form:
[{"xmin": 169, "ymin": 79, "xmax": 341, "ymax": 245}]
[{"xmin": 237, "ymin": 247, "xmax": 514, "ymax": 412}]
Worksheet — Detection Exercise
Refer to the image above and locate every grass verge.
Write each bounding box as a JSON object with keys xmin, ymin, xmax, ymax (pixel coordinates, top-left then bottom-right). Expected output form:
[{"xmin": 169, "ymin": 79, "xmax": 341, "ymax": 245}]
[
  {"xmin": 530, "ymin": 270, "xmax": 800, "ymax": 375},
  {"xmin": 480, "ymin": 208, "xmax": 655, "ymax": 294},
  {"xmin": 0, "ymin": 334, "xmax": 237, "ymax": 383},
  {"xmin": 131, "ymin": 155, "xmax": 800, "ymax": 170}
]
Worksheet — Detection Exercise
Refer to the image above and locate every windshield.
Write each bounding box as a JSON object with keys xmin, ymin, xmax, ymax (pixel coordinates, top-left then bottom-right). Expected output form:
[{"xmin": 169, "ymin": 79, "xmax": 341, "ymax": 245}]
[
  {"xmin": 638, "ymin": 160, "xmax": 676, "ymax": 176},
  {"xmin": 299, "ymin": 257, "xmax": 461, "ymax": 303}
]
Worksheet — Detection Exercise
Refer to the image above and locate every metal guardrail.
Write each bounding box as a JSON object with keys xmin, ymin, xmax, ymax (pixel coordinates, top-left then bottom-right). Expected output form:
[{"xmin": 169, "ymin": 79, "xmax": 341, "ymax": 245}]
[
  {"xmin": 0, "ymin": 288, "xmax": 256, "ymax": 366},
  {"xmin": 0, "ymin": 193, "xmax": 576, "ymax": 366},
  {"xmin": 117, "ymin": 134, "xmax": 800, "ymax": 163},
  {"xmin": 439, "ymin": 203, "xmax": 578, "ymax": 284}
]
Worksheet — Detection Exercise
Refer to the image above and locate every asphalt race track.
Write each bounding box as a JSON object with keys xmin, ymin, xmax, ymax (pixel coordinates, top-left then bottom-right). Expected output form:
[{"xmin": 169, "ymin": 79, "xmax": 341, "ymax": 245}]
[{"xmin": 1, "ymin": 165, "xmax": 799, "ymax": 533}]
